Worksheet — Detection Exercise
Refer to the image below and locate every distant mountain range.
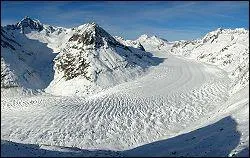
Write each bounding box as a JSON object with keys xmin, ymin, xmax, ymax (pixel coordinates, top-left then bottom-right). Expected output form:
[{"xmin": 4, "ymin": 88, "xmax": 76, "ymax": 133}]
[{"xmin": 1, "ymin": 16, "xmax": 249, "ymax": 95}]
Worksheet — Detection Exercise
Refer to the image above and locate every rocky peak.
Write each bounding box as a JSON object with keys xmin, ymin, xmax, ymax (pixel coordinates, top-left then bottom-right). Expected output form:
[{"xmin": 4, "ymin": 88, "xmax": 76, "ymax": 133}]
[
  {"xmin": 17, "ymin": 16, "xmax": 42, "ymax": 28},
  {"xmin": 5, "ymin": 16, "xmax": 43, "ymax": 33},
  {"xmin": 68, "ymin": 22, "xmax": 121, "ymax": 48}
]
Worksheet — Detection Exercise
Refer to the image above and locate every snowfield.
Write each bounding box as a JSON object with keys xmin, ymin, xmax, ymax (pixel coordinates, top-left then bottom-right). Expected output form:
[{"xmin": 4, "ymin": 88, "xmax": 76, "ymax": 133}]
[
  {"xmin": 1, "ymin": 53, "xmax": 248, "ymax": 156},
  {"xmin": 1, "ymin": 17, "xmax": 249, "ymax": 157}
]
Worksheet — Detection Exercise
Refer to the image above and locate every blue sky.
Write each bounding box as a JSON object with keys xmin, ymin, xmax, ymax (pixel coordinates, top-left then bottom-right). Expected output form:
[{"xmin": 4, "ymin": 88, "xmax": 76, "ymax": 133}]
[{"xmin": 1, "ymin": 1, "xmax": 249, "ymax": 41}]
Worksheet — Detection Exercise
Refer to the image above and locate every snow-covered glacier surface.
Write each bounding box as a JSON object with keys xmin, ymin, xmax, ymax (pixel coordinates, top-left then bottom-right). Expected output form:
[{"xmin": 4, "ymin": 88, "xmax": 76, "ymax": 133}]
[{"xmin": 1, "ymin": 17, "xmax": 249, "ymax": 157}]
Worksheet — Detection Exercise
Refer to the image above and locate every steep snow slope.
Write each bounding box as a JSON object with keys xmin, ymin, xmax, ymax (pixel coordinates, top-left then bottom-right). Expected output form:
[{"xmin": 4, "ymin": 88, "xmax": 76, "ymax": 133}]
[
  {"xmin": 5, "ymin": 16, "xmax": 70, "ymax": 51},
  {"xmin": 25, "ymin": 25, "xmax": 72, "ymax": 53},
  {"xmin": 1, "ymin": 17, "xmax": 72, "ymax": 90},
  {"xmin": 1, "ymin": 27, "xmax": 47, "ymax": 89},
  {"xmin": 169, "ymin": 28, "xmax": 249, "ymax": 93}
]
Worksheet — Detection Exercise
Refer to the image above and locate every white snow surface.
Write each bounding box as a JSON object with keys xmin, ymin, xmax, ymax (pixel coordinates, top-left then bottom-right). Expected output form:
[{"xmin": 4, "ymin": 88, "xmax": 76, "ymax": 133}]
[
  {"xmin": 2, "ymin": 19, "xmax": 160, "ymax": 96},
  {"xmin": 45, "ymin": 23, "xmax": 160, "ymax": 96},
  {"xmin": 1, "ymin": 17, "xmax": 249, "ymax": 157},
  {"xmin": 136, "ymin": 34, "xmax": 173, "ymax": 53},
  {"xmin": 114, "ymin": 36, "xmax": 145, "ymax": 51},
  {"xmin": 1, "ymin": 52, "xmax": 249, "ymax": 156},
  {"xmin": 168, "ymin": 28, "xmax": 249, "ymax": 94}
]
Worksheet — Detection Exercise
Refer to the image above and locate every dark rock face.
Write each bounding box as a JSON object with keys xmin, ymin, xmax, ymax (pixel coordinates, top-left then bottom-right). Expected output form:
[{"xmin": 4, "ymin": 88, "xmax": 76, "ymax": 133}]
[
  {"xmin": 138, "ymin": 43, "xmax": 145, "ymax": 51},
  {"xmin": 1, "ymin": 28, "xmax": 21, "ymax": 50},
  {"xmin": 1, "ymin": 40, "xmax": 16, "ymax": 50},
  {"xmin": 54, "ymin": 52, "xmax": 91, "ymax": 81},
  {"xmin": 68, "ymin": 34, "xmax": 81, "ymax": 42},
  {"xmin": 68, "ymin": 23, "xmax": 122, "ymax": 48},
  {"xmin": 46, "ymin": 26, "xmax": 56, "ymax": 33}
]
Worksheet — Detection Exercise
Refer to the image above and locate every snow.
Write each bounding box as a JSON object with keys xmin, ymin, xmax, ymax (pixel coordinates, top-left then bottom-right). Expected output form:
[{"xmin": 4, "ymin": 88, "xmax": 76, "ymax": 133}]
[
  {"xmin": 114, "ymin": 36, "xmax": 145, "ymax": 51},
  {"xmin": 1, "ymin": 53, "xmax": 248, "ymax": 156},
  {"xmin": 168, "ymin": 28, "xmax": 249, "ymax": 94},
  {"xmin": 136, "ymin": 34, "xmax": 172, "ymax": 53},
  {"xmin": 1, "ymin": 140, "xmax": 122, "ymax": 157},
  {"xmin": 45, "ymin": 23, "xmax": 160, "ymax": 96},
  {"xmin": 1, "ymin": 17, "xmax": 249, "ymax": 157}
]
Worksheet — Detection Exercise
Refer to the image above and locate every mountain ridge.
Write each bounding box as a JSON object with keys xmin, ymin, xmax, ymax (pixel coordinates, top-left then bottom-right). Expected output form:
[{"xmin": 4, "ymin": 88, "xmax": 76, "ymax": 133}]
[
  {"xmin": 1, "ymin": 17, "xmax": 162, "ymax": 96},
  {"xmin": 1, "ymin": 16, "xmax": 249, "ymax": 95}
]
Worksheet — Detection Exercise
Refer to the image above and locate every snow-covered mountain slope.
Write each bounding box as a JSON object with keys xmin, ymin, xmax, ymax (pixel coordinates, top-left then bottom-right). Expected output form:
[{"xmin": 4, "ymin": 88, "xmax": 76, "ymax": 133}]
[
  {"xmin": 135, "ymin": 28, "xmax": 249, "ymax": 94},
  {"xmin": 2, "ymin": 17, "xmax": 248, "ymax": 95},
  {"xmin": 5, "ymin": 16, "xmax": 43, "ymax": 34},
  {"xmin": 1, "ymin": 17, "xmax": 162, "ymax": 96},
  {"xmin": 1, "ymin": 26, "xmax": 47, "ymax": 89},
  {"xmin": 25, "ymin": 25, "xmax": 71, "ymax": 53},
  {"xmin": 46, "ymin": 23, "xmax": 162, "ymax": 96},
  {"xmin": 136, "ymin": 34, "xmax": 173, "ymax": 53},
  {"xmin": 169, "ymin": 28, "xmax": 249, "ymax": 94},
  {"xmin": 5, "ymin": 17, "xmax": 247, "ymax": 96},
  {"xmin": 114, "ymin": 36, "xmax": 145, "ymax": 51}
]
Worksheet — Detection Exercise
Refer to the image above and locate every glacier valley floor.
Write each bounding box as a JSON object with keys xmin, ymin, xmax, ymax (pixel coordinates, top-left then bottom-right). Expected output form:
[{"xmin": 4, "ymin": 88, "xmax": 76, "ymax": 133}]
[{"xmin": 1, "ymin": 52, "xmax": 249, "ymax": 157}]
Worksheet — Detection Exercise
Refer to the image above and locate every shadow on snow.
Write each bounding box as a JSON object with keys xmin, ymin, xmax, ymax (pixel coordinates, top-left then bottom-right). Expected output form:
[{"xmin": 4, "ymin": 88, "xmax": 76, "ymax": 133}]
[
  {"xmin": 1, "ymin": 29, "xmax": 58, "ymax": 90},
  {"xmin": 1, "ymin": 116, "xmax": 245, "ymax": 157}
]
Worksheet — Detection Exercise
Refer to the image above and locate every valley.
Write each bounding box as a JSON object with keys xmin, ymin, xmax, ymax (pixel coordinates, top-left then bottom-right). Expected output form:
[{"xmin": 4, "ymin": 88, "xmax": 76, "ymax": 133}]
[{"xmin": 1, "ymin": 17, "xmax": 249, "ymax": 157}]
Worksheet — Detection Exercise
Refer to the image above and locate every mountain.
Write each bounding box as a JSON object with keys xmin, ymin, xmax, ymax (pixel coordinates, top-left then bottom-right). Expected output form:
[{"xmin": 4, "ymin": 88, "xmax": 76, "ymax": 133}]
[
  {"xmin": 1, "ymin": 17, "xmax": 248, "ymax": 95},
  {"xmin": 1, "ymin": 17, "xmax": 249, "ymax": 157},
  {"xmin": 132, "ymin": 29, "xmax": 249, "ymax": 94},
  {"xmin": 1, "ymin": 26, "xmax": 47, "ymax": 89},
  {"xmin": 47, "ymin": 22, "xmax": 161, "ymax": 96},
  {"xmin": 114, "ymin": 36, "xmax": 145, "ymax": 51},
  {"xmin": 1, "ymin": 17, "xmax": 162, "ymax": 96},
  {"xmin": 136, "ymin": 34, "xmax": 173, "ymax": 52},
  {"xmin": 169, "ymin": 28, "xmax": 249, "ymax": 93},
  {"xmin": 5, "ymin": 16, "xmax": 43, "ymax": 34}
]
